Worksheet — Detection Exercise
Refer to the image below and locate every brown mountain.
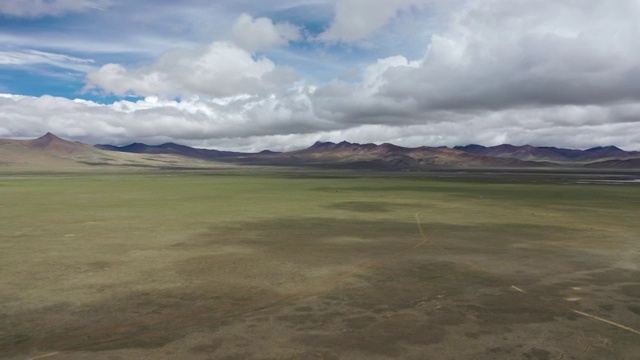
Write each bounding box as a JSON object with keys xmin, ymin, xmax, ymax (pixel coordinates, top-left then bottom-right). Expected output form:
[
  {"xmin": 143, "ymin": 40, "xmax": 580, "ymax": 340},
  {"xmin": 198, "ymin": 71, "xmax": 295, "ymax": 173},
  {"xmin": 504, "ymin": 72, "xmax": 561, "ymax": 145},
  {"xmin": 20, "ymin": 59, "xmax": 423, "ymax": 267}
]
[
  {"xmin": 0, "ymin": 133, "xmax": 102, "ymax": 168},
  {"xmin": 454, "ymin": 144, "xmax": 568, "ymax": 162},
  {"xmin": 233, "ymin": 141, "xmax": 546, "ymax": 169},
  {"xmin": 454, "ymin": 144, "xmax": 640, "ymax": 163},
  {"xmin": 4, "ymin": 134, "xmax": 639, "ymax": 170},
  {"xmin": 584, "ymin": 158, "xmax": 640, "ymax": 169},
  {"xmin": 99, "ymin": 139, "xmax": 640, "ymax": 170},
  {"xmin": 27, "ymin": 132, "xmax": 98, "ymax": 155},
  {"xmin": 0, "ymin": 132, "xmax": 91, "ymax": 153},
  {"xmin": 0, "ymin": 133, "xmax": 222, "ymax": 170}
]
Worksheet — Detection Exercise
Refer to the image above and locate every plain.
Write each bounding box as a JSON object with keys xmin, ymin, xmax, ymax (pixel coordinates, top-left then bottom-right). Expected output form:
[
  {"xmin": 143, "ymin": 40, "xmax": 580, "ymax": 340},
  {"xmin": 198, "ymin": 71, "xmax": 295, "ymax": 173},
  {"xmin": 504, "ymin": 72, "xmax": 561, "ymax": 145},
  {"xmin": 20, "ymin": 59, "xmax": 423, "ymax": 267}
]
[{"xmin": 1, "ymin": 169, "xmax": 639, "ymax": 359}]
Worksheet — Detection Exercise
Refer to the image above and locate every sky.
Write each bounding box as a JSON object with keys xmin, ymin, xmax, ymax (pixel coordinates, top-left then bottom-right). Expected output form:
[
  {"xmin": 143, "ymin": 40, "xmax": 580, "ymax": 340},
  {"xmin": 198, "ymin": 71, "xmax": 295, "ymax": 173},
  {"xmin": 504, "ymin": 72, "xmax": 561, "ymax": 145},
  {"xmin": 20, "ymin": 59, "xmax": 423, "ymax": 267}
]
[{"xmin": 1, "ymin": 0, "xmax": 640, "ymax": 152}]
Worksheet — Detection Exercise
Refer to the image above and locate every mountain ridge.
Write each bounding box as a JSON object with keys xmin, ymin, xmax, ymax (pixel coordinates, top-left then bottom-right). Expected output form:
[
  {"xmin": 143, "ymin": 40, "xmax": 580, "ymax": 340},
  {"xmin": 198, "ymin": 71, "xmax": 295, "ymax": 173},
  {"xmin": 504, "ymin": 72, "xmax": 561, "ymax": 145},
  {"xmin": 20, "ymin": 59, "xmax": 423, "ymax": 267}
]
[
  {"xmin": 3, "ymin": 133, "xmax": 640, "ymax": 170},
  {"xmin": 454, "ymin": 143, "xmax": 639, "ymax": 162},
  {"xmin": 96, "ymin": 141, "xmax": 244, "ymax": 159},
  {"xmin": 93, "ymin": 139, "xmax": 640, "ymax": 169}
]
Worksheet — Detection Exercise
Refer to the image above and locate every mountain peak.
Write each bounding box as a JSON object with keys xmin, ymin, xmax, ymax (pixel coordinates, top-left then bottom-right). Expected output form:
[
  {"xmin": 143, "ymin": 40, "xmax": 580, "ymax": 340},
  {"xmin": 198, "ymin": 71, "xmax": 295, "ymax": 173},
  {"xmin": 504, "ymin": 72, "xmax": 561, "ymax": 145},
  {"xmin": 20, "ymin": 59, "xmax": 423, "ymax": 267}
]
[
  {"xmin": 37, "ymin": 132, "xmax": 62, "ymax": 141},
  {"xmin": 586, "ymin": 145, "xmax": 623, "ymax": 152},
  {"xmin": 24, "ymin": 132, "xmax": 92, "ymax": 156},
  {"xmin": 454, "ymin": 144, "xmax": 487, "ymax": 152},
  {"xmin": 308, "ymin": 141, "xmax": 336, "ymax": 149},
  {"xmin": 30, "ymin": 132, "xmax": 69, "ymax": 148}
]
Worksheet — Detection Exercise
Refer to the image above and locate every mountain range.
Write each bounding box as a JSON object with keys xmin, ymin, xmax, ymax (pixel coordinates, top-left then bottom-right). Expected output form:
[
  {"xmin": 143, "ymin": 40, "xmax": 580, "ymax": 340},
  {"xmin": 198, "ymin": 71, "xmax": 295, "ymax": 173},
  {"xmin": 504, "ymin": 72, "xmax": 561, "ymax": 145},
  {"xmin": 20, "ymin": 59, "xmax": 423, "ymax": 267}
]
[
  {"xmin": 2, "ymin": 133, "xmax": 640, "ymax": 170},
  {"xmin": 97, "ymin": 138, "xmax": 640, "ymax": 169},
  {"xmin": 453, "ymin": 144, "xmax": 639, "ymax": 163},
  {"xmin": 0, "ymin": 133, "xmax": 221, "ymax": 170}
]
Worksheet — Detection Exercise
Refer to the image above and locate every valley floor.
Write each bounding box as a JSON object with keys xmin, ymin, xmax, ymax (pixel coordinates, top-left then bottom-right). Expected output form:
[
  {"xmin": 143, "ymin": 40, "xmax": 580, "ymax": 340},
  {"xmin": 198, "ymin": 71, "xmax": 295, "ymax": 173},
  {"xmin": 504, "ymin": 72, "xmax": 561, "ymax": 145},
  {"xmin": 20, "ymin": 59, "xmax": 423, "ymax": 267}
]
[{"xmin": 1, "ymin": 169, "xmax": 639, "ymax": 359}]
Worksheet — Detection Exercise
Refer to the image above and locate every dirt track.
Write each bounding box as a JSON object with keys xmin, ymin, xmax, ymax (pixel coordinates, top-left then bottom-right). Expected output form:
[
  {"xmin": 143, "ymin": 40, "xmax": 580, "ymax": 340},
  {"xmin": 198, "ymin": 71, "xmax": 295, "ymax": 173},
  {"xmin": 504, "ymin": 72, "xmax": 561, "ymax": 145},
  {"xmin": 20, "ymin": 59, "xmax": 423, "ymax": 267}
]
[
  {"xmin": 3, "ymin": 173, "xmax": 640, "ymax": 360},
  {"xmin": 10, "ymin": 211, "xmax": 640, "ymax": 360}
]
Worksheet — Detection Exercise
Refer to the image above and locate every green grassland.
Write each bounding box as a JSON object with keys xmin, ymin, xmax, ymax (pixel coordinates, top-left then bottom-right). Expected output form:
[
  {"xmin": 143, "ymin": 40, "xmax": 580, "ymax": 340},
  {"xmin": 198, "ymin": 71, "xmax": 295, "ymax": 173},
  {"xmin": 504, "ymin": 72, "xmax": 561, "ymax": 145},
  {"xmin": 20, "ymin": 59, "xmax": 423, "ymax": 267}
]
[{"xmin": 1, "ymin": 170, "xmax": 639, "ymax": 359}]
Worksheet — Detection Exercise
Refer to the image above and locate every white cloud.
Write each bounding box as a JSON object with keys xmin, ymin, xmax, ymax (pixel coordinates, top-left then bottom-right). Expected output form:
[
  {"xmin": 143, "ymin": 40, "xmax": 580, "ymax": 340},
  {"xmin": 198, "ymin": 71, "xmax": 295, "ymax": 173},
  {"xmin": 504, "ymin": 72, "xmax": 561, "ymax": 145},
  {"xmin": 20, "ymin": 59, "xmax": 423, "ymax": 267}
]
[
  {"xmin": 0, "ymin": 89, "xmax": 332, "ymax": 147},
  {"xmin": 0, "ymin": 0, "xmax": 110, "ymax": 17},
  {"xmin": 0, "ymin": 49, "xmax": 95, "ymax": 72},
  {"xmin": 312, "ymin": 0, "xmax": 640, "ymax": 124},
  {"xmin": 2, "ymin": 92, "xmax": 640, "ymax": 152},
  {"xmin": 319, "ymin": 0, "xmax": 429, "ymax": 42},
  {"xmin": 85, "ymin": 41, "xmax": 298, "ymax": 98},
  {"xmin": 3, "ymin": 0, "xmax": 640, "ymax": 153},
  {"xmin": 376, "ymin": 0, "xmax": 640, "ymax": 110},
  {"xmin": 232, "ymin": 13, "xmax": 302, "ymax": 52}
]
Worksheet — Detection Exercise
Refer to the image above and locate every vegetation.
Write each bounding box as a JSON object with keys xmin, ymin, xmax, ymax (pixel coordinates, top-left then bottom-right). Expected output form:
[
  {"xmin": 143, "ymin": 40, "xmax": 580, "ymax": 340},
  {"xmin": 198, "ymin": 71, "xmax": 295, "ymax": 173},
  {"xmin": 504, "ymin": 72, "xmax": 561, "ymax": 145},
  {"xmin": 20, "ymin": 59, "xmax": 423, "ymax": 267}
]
[{"xmin": 1, "ymin": 169, "xmax": 639, "ymax": 359}]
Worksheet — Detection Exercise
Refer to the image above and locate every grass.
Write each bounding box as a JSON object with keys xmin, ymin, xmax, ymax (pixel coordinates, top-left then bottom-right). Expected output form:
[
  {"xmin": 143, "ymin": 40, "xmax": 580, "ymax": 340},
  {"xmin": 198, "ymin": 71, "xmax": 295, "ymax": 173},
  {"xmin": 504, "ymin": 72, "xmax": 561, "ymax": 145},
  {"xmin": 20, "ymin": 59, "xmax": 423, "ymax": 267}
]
[{"xmin": 1, "ymin": 169, "xmax": 639, "ymax": 359}]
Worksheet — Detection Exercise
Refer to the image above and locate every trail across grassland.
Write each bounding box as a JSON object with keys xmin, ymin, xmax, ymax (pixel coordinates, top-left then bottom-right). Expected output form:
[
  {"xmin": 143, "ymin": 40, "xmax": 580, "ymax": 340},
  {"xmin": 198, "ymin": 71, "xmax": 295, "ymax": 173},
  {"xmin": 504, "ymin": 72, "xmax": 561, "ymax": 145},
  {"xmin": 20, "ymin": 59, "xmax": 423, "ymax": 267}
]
[
  {"xmin": 22, "ymin": 212, "xmax": 431, "ymax": 359},
  {"xmin": 22, "ymin": 210, "xmax": 639, "ymax": 360}
]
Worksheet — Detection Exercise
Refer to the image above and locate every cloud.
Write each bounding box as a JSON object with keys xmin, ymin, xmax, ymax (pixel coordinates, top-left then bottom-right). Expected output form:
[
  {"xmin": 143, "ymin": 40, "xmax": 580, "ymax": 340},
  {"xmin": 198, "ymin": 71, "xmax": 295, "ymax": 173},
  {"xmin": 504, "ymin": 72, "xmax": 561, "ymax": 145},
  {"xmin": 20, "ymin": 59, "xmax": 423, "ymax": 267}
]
[
  {"xmin": 3, "ymin": 0, "xmax": 640, "ymax": 153},
  {"xmin": 313, "ymin": 0, "xmax": 640, "ymax": 123},
  {"xmin": 310, "ymin": 55, "xmax": 421, "ymax": 124},
  {"xmin": 382, "ymin": 0, "xmax": 640, "ymax": 109},
  {"xmin": 318, "ymin": 0, "xmax": 429, "ymax": 42},
  {"xmin": 0, "ymin": 49, "xmax": 95, "ymax": 72},
  {"xmin": 232, "ymin": 13, "xmax": 302, "ymax": 52},
  {"xmin": 0, "ymin": 0, "xmax": 110, "ymax": 17},
  {"xmin": 2, "ymin": 92, "xmax": 640, "ymax": 152},
  {"xmin": 0, "ymin": 90, "xmax": 332, "ymax": 147},
  {"xmin": 85, "ymin": 41, "xmax": 299, "ymax": 98}
]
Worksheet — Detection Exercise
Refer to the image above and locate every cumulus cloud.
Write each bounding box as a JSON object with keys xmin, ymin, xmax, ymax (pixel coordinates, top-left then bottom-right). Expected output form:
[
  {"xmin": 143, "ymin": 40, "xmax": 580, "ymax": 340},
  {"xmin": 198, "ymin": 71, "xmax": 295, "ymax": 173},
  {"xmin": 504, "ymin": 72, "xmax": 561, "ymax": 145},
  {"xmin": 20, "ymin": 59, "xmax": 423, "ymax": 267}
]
[
  {"xmin": 232, "ymin": 13, "xmax": 302, "ymax": 52},
  {"xmin": 3, "ymin": 0, "xmax": 640, "ymax": 152},
  {"xmin": 0, "ymin": 89, "xmax": 332, "ymax": 147},
  {"xmin": 313, "ymin": 0, "xmax": 640, "ymax": 124},
  {"xmin": 388, "ymin": 0, "xmax": 640, "ymax": 108},
  {"xmin": 85, "ymin": 41, "xmax": 298, "ymax": 98},
  {"xmin": 0, "ymin": 0, "xmax": 109, "ymax": 17},
  {"xmin": 319, "ymin": 0, "xmax": 429, "ymax": 42},
  {"xmin": 2, "ymin": 92, "xmax": 640, "ymax": 151}
]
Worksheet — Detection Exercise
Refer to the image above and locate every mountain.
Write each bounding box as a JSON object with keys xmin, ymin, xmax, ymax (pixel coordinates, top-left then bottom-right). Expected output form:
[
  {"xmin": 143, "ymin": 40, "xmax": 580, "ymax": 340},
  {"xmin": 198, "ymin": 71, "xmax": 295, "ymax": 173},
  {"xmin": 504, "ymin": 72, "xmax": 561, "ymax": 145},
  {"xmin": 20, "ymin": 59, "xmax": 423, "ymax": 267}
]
[
  {"xmin": 27, "ymin": 132, "xmax": 94, "ymax": 154},
  {"xmin": 3, "ymin": 134, "xmax": 640, "ymax": 170},
  {"xmin": 0, "ymin": 133, "xmax": 103, "ymax": 168},
  {"xmin": 584, "ymin": 158, "xmax": 640, "ymax": 169},
  {"xmin": 232, "ymin": 141, "xmax": 546, "ymax": 169},
  {"xmin": 0, "ymin": 133, "xmax": 224, "ymax": 170},
  {"xmin": 95, "ymin": 142, "xmax": 245, "ymax": 159},
  {"xmin": 454, "ymin": 144, "xmax": 568, "ymax": 162},
  {"xmin": 95, "ymin": 139, "xmax": 640, "ymax": 170},
  {"xmin": 454, "ymin": 144, "xmax": 640, "ymax": 163}
]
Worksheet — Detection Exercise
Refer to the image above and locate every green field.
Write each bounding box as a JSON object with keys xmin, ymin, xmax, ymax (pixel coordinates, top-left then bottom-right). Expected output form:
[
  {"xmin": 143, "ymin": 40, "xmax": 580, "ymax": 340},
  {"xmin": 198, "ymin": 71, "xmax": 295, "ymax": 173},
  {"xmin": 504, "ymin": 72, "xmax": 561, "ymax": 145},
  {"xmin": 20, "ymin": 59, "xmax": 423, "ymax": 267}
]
[{"xmin": 1, "ymin": 170, "xmax": 639, "ymax": 359}]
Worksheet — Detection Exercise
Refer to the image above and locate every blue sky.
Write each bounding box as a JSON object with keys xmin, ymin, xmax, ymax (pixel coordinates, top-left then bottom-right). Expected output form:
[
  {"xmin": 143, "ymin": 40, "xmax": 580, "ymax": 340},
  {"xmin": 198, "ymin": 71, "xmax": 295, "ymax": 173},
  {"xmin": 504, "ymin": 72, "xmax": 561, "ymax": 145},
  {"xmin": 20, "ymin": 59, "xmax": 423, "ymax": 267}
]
[
  {"xmin": 2, "ymin": 0, "xmax": 426, "ymax": 100},
  {"xmin": 1, "ymin": 0, "xmax": 640, "ymax": 151}
]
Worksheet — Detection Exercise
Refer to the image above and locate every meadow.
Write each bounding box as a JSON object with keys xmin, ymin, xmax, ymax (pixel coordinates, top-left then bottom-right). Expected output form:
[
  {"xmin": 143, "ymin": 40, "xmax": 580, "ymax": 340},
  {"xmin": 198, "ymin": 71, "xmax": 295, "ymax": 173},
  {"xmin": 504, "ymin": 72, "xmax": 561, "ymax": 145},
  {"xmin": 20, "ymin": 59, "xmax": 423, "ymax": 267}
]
[{"xmin": 1, "ymin": 169, "xmax": 639, "ymax": 359}]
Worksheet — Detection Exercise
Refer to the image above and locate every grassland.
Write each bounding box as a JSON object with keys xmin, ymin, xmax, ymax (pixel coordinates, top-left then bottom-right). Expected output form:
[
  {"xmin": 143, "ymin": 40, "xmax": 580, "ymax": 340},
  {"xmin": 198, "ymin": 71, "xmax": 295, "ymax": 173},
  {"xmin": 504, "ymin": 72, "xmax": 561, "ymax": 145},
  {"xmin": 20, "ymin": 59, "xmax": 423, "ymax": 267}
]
[{"xmin": 1, "ymin": 169, "xmax": 639, "ymax": 359}]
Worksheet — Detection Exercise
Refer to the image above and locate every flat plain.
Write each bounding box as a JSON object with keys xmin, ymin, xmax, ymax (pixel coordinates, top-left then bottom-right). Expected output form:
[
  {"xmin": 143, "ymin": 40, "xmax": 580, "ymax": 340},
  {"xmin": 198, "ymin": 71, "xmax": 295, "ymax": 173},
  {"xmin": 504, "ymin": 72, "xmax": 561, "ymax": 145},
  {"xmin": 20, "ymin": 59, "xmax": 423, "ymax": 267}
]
[{"xmin": 1, "ymin": 169, "xmax": 639, "ymax": 359}]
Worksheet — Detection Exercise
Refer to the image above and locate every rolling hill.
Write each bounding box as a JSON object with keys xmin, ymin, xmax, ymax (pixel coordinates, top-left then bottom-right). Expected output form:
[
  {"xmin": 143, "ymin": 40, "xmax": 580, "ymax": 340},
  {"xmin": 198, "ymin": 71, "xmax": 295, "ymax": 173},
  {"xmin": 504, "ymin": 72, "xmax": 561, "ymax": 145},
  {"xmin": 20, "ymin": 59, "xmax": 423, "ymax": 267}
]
[
  {"xmin": 454, "ymin": 144, "xmax": 640, "ymax": 163},
  {"xmin": 2, "ymin": 133, "xmax": 640, "ymax": 170},
  {"xmin": 0, "ymin": 133, "xmax": 230, "ymax": 170},
  {"xmin": 96, "ymin": 142, "xmax": 244, "ymax": 159},
  {"xmin": 227, "ymin": 141, "xmax": 547, "ymax": 169},
  {"xmin": 0, "ymin": 133, "xmax": 102, "ymax": 169}
]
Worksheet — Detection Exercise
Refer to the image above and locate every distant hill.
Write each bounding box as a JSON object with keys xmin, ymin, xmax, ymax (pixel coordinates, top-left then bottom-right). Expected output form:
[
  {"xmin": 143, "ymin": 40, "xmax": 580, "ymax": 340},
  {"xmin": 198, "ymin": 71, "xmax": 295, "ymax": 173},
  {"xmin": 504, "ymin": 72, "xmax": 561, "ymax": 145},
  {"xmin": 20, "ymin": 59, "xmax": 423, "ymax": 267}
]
[
  {"xmin": 2, "ymin": 133, "xmax": 640, "ymax": 170},
  {"xmin": 95, "ymin": 142, "xmax": 244, "ymax": 159},
  {"xmin": 232, "ymin": 141, "xmax": 546, "ymax": 169},
  {"xmin": 94, "ymin": 139, "xmax": 640, "ymax": 170},
  {"xmin": 0, "ymin": 133, "xmax": 229, "ymax": 170},
  {"xmin": 454, "ymin": 144, "xmax": 640, "ymax": 163},
  {"xmin": 0, "ymin": 133, "xmax": 104, "ymax": 168},
  {"xmin": 27, "ymin": 132, "xmax": 95, "ymax": 155},
  {"xmin": 584, "ymin": 158, "xmax": 640, "ymax": 169}
]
